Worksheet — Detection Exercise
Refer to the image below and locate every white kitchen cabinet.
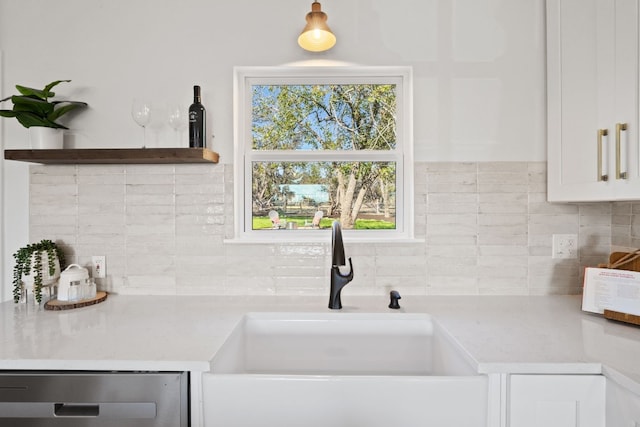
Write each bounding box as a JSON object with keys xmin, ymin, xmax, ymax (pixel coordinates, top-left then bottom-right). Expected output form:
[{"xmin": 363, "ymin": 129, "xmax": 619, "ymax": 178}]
[
  {"xmin": 606, "ymin": 378, "xmax": 640, "ymax": 426},
  {"xmin": 509, "ymin": 375, "xmax": 605, "ymax": 427},
  {"xmin": 547, "ymin": 0, "xmax": 640, "ymax": 202}
]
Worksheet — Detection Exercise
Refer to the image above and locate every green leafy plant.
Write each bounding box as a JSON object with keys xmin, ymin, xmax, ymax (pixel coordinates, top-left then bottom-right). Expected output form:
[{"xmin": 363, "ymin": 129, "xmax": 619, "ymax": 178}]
[
  {"xmin": 12, "ymin": 239, "xmax": 66, "ymax": 303},
  {"xmin": 0, "ymin": 80, "xmax": 87, "ymax": 129}
]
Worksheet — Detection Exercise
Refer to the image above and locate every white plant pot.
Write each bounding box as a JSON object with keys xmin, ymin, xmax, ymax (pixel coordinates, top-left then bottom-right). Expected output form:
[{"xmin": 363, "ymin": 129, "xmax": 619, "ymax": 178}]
[
  {"xmin": 21, "ymin": 252, "xmax": 61, "ymax": 304},
  {"xmin": 29, "ymin": 127, "xmax": 64, "ymax": 149}
]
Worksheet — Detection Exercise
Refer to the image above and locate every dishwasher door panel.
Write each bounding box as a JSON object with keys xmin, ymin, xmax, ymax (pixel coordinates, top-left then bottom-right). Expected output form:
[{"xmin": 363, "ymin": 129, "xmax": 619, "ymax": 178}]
[{"xmin": 0, "ymin": 371, "xmax": 188, "ymax": 427}]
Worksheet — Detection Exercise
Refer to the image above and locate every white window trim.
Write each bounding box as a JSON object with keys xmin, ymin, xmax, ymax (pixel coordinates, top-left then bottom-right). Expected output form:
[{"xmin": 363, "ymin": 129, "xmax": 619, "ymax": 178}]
[{"xmin": 232, "ymin": 65, "xmax": 415, "ymax": 243}]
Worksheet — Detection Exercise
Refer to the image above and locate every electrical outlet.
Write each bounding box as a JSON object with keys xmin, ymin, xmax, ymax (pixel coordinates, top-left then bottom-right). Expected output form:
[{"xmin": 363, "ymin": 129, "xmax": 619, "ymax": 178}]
[
  {"xmin": 92, "ymin": 256, "xmax": 106, "ymax": 278},
  {"xmin": 552, "ymin": 234, "xmax": 578, "ymax": 259}
]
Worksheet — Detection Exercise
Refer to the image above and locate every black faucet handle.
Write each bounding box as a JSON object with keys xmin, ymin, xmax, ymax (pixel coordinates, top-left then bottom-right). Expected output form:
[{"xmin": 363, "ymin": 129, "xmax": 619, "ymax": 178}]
[
  {"xmin": 343, "ymin": 257, "xmax": 354, "ymax": 279},
  {"xmin": 389, "ymin": 290, "xmax": 401, "ymax": 309}
]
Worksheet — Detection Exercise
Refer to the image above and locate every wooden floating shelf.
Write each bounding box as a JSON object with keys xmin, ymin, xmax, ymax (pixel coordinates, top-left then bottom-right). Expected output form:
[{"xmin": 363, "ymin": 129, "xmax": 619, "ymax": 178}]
[{"xmin": 3, "ymin": 148, "xmax": 219, "ymax": 164}]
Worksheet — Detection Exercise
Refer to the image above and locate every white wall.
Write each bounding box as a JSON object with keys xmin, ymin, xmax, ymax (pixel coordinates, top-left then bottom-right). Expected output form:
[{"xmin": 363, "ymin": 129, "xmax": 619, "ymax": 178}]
[{"xmin": 0, "ymin": 0, "xmax": 547, "ymax": 301}]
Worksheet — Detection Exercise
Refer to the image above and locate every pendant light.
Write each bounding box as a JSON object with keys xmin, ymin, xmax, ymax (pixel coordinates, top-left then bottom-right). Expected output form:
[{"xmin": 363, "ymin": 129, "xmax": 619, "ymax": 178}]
[{"xmin": 298, "ymin": 1, "xmax": 336, "ymax": 52}]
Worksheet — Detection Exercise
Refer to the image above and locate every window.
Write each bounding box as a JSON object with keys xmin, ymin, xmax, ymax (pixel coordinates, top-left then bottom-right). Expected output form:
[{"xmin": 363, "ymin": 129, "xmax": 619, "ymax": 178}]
[{"xmin": 233, "ymin": 66, "xmax": 414, "ymax": 242}]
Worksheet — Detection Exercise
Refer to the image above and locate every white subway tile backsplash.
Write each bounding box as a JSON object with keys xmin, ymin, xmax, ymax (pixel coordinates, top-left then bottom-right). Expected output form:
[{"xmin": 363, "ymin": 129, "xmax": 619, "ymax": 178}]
[
  {"xmin": 375, "ymin": 276, "xmax": 427, "ymax": 294},
  {"xmin": 126, "ymin": 194, "xmax": 175, "ymax": 205},
  {"xmin": 427, "ymin": 214, "xmax": 477, "ymax": 237},
  {"xmin": 31, "ymin": 173, "xmax": 77, "ymax": 185},
  {"xmin": 125, "ymin": 184, "xmax": 174, "ymax": 195},
  {"xmin": 479, "ymin": 281, "xmax": 529, "ymax": 296},
  {"xmin": 126, "ymin": 174, "xmax": 174, "ymax": 185},
  {"xmin": 27, "ymin": 161, "xmax": 631, "ymax": 297},
  {"xmin": 427, "ymin": 179, "xmax": 478, "ymax": 194},
  {"xmin": 612, "ymin": 215, "xmax": 632, "ymax": 229},
  {"xmin": 428, "ymin": 244, "xmax": 477, "ymax": 258},
  {"xmin": 277, "ymin": 244, "xmax": 327, "ymax": 257},
  {"xmin": 30, "ymin": 227, "xmax": 77, "ymax": 245},
  {"xmin": 77, "ymin": 174, "xmax": 126, "ymax": 185},
  {"xmin": 175, "ymin": 255, "xmax": 227, "ymax": 277},
  {"xmin": 125, "ymin": 224, "xmax": 175, "ymax": 236},
  {"xmin": 31, "ymin": 204, "xmax": 77, "ymax": 216},
  {"xmin": 175, "ymin": 193, "xmax": 224, "ymax": 205},
  {"xmin": 176, "ymin": 236, "xmax": 225, "ymax": 257},
  {"xmin": 427, "ymin": 235, "xmax": 478, "ymax": 246},
  {"xmin": 227, "ymin": 276, "xmax": 276, "ymax": 295},
  {"xmin": 529, "ymin": 215, "xmax": 579, "ymax": 234},
  {"xmin": 30, "ymin": 184, "xmax": 77, "ymax": 197},
  {"xmin": 480, "ymin": 162, "xmax": 529, "ymax": 173},
  {"xmin": 125, "ymin": 205, "xmax": 174, "ymax": 216},
  {"xmin": 274, "ymin": 277, "xmax": 326, "ymax": 295},
  {"xmin": 30, "ymin": 215, "xmax": 75, "ymax": 227},
  {"xmin": 426, "ymin": 162, "xmax": 476, "ymax": 173},
  {"xmin": 225, "ymin": 255, "xmax": 274, "ymax": 276},
  {"xmin": 612, "ymin": 202, "xmax": 633, "ymax": 215},
  {"xmin": 427, "ymin": 193, "xmax": 478, "ymax": 214},
  {"xmin": 479, "ymin": 213, "xmax": 527, "ymax": 227},
  {"xmin": 374, "ymin": 243, "xmax": 425, "ymax": 257},
  {"xmin": 427, "ymin": 276, "xmax": 478, "ymax": 295},
  {"xmin": 32, "ymin": 165, "xmax": 76, "ymax": 176},
  {"xmin": 125, "ymin": 165, "xmax": 175, "ymax": 175},
  {"xmin": 579, "ymin": 203, "xmax": 612, "ymax": 215},
  {"xmin": 478, "ymin": 245, "xmax": 529, "ymax": 256},
  {"xmin": 126, "ymin": 255, "xmax": 175, "ymax": 276},
  {"xmin": 78, "ymin": 165, "xmax": 125, "ymax": 175},
  {"xmin": 274, "ymin": 263, "xmax": 326, "ymax": 279},
  {"xmin": 479, "ymin": 193, "xmax": 528, "ymax": 214},
  {"xmin": 374, "ymin": 256, "xmax": 427, "ymax": 277},
  {"xmin": 122, "ymin": 275, "xmax": 177, "ymax": 294},
  {"xmin": 175, "ymin": 183, "xmax": 224, "ymax": 195}
]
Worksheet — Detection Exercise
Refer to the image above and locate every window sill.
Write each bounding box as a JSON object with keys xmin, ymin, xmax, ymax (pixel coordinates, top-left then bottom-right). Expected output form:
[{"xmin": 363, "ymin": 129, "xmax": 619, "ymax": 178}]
[{"xmin": 223, "ymin": 236, "xmax": 425, "ymax": 245}]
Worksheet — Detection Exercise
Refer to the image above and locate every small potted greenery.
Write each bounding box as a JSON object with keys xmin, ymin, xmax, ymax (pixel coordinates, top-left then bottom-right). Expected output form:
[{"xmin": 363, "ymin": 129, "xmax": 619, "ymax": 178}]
[
  {"xmin": 0, "ymin": 80, "xmax": 87, "ymax": 149},
  {"xmin": 12, "ymin": 239, "xmax": 66, "ymax": 303}
]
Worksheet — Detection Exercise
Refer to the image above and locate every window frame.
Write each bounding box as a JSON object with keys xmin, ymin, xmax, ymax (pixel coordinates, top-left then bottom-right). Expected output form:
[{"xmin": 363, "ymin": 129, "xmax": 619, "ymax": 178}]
[{"xmin": 233, "ymin": 65, "xmax": 414, "ymax": 243}]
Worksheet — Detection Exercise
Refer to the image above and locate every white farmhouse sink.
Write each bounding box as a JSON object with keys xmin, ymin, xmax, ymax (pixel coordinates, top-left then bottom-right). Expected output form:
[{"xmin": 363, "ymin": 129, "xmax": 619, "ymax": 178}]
[
  {"xmin": 204, "ymin": 312, "xmax": 488, "ymax": 427},
  {"xmin": 211, "ymin": 312, "xmax": 477, "ymax": 376}
]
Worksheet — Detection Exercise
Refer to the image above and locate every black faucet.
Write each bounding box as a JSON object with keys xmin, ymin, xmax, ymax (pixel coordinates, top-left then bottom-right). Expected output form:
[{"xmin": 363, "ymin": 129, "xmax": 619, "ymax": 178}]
[{"xmin": 328, "ymin": 221, "xmax": 354, "ymax": 310}]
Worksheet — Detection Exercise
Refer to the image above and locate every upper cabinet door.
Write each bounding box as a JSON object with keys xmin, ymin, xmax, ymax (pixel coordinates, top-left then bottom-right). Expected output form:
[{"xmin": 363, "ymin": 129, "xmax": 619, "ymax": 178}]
[
  {"xmin": 547, "ymin": 0, "xmax": 639, "ymax": 202},
  {"xmin": 611, "ymin": 0, "xmax": 640, "ymax": 200}
]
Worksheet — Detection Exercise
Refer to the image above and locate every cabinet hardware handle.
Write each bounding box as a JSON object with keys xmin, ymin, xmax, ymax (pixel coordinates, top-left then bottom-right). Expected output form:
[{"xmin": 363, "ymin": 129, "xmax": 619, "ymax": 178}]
[
  {"xmin": 616, "ymin": 123, "xmax": 628, "ymax": 180},
  {"xmin": 598, "ymin": 128, "xmax": 608, "ymax": 182}
]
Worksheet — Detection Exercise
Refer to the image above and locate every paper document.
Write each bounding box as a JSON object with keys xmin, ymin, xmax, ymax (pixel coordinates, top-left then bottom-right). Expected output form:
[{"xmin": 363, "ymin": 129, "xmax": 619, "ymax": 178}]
[{"xmin": 582, "ymin": 267, "xmax": 640, "ymax": 315}]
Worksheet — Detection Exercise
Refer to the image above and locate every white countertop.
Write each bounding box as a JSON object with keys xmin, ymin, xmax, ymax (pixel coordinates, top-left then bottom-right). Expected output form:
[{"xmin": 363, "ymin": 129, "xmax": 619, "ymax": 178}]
[{"xmin": 1, "ymin": 294, "xmax": 640, "ymax": 388}]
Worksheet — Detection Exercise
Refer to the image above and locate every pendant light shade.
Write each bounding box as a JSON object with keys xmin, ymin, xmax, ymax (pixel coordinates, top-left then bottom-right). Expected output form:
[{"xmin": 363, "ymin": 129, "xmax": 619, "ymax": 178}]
[{"xmin": 298, "ymin": 1, "xmax": 336, "ymax": 52}]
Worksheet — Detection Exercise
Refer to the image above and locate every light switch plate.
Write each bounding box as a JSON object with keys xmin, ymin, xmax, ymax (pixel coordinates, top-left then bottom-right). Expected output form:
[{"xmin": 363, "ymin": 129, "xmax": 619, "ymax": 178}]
[{"xmin": 91, "ymin": 255, "xmax": 106, "ymax": 278}]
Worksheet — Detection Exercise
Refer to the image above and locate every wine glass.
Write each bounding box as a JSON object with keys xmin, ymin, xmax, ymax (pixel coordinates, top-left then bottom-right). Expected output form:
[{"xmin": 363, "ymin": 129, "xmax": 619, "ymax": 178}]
[
  {"xmin": 168, "ymin": 104, "xmax": 186, "ymax": 147},
  {"xmin": 131, "ymin": 99, "xmax": 152, "ymax": 148}
]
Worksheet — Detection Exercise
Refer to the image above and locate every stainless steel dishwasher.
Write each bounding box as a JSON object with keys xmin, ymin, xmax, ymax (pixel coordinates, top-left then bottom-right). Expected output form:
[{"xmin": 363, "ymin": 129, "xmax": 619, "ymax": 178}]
[{"xmin": 0, "ymin": 371, "xmax": 188, "ymax": 427}]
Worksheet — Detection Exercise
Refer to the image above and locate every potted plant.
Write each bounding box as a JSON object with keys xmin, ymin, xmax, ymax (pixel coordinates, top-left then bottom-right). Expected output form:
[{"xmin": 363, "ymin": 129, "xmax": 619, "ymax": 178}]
[
  {"xmin": 12, "ymin": 239, "xmax": 66, "ymax": 303},
  {"xmin": 0, "ymin": 80, "xmax": 87, "ymax": 149}
]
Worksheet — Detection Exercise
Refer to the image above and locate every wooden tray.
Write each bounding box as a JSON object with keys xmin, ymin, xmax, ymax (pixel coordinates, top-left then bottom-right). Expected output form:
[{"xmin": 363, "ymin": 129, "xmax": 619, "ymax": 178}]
[
  {"xmin": 604, "ymin": 309, "xmax": 640, "ymax": 326},
  {"xmin": 44, "ymin": 291, "xmax": 108, "ymax": 311}
]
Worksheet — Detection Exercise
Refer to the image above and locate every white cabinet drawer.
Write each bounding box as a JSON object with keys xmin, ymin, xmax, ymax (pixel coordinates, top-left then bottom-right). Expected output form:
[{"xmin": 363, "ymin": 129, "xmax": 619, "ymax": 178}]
[{"xmin": 509, "ymin": 375, "xmax": 605, "ymax": 427}]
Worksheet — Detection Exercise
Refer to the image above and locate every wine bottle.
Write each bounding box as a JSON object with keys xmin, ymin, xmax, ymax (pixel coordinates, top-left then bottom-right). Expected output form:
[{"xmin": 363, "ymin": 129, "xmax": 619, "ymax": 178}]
[{"xmin": 189, "ymin": 85, "xmax": 206, "ymax": 148}]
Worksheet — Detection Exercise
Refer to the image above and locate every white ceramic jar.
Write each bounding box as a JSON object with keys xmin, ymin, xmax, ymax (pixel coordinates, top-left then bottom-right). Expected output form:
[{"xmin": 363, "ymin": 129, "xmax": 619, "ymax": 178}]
[{"xmin": 57, "ymin": 264, "xmax": 90, "ymax": 302}]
